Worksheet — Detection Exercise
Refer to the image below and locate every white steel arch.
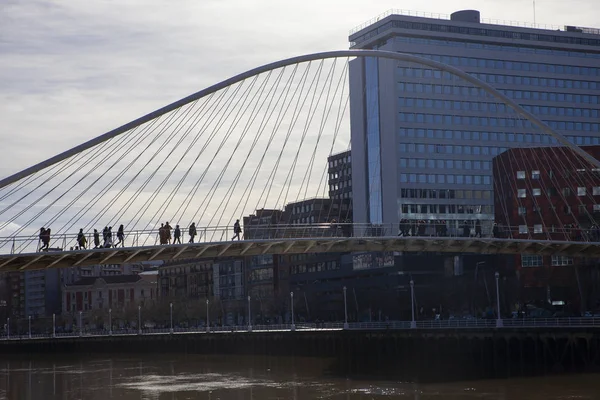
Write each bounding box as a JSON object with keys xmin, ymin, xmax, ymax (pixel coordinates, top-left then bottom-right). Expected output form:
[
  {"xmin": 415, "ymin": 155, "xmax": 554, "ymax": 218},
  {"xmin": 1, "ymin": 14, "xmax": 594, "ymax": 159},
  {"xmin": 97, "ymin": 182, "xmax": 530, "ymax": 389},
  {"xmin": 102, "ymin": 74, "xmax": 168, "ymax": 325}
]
[{"xmin": 1, "ymin": 49, "xmax": 597, "ymax": 190}]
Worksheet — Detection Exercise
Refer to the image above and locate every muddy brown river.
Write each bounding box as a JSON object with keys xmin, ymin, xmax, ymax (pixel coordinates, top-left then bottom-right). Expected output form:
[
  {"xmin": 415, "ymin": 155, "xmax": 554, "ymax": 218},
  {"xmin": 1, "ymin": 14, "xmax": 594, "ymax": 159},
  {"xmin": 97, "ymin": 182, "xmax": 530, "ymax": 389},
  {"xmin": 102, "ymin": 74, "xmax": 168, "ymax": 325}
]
[{"xmin": 0, "ymin": 355, "xmax": 598, "ymax": 399}]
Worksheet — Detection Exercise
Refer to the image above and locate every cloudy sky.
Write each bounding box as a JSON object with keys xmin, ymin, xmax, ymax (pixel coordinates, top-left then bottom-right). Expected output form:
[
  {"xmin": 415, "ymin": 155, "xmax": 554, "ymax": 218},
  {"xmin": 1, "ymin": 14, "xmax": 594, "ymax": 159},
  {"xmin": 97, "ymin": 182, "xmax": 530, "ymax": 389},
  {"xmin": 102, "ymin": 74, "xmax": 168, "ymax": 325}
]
[{"xmin": 1, "ymin": 0, "xmax": 598, "ymax": 177}]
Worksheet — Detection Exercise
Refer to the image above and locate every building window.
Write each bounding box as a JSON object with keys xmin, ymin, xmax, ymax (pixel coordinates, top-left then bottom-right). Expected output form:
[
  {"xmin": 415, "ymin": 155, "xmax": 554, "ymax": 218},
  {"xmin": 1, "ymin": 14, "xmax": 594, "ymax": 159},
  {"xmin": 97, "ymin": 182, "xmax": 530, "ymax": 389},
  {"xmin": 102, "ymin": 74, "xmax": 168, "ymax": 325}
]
[
  {"xmin": 562, "ymin": 188, "xmax": 572, "ymax": 197},
  {"xmin": 518, "ymin": 207, "xmax": 526, "ymax": 216},
  {"xmin": 578, "ymin": 187, "xmax": 587, "ymax": 196},
  {"xmin": 547, "ymin": 187, "xmax": 557, "ymax": 196},
  {"xmin": 594, "ymin": 204, "xmax": 600, "ymax": 212},
  {"xmin": 519, "ymin": 225, "xmax": 528, "ymax": 234},
  {"xmin": 531, "ymin": 170, "xmax": 540, "ymax": 179},
  {"xmin": 517, "ymin": 171, "xmax": 525, "ymax": 179},
  {"xmin": 579, "ymin": 205, "xmax": 588, "ymax": 215},
  {"xmin": 522, "ymin": 254, "xmax": 542, "ymax": 267},
  {"xmin": 593, "ymin": 187, "xmax": 600, "ymax": 196},
  {"xmin": 533, "ymin": 188, "xmax": 541, "ymax": 196},
  {"xmin": 551, "ymin": 255, "xmax": 573, "ymax": 266},
  {"xmin": 534, "ymin": 224, "xmax": 543, "ymax": 234},
  {"xmin": 517, "ymin": 189, "xmax": 526, "ymax": 198}
]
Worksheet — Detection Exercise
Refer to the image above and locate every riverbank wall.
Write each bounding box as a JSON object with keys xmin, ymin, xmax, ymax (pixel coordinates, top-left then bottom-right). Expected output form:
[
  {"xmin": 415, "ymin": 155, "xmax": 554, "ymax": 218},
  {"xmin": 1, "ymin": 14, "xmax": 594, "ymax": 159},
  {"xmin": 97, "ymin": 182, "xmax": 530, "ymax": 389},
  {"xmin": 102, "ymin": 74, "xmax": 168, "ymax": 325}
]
[{"xmin": 2, "ymin": 328, "xmax": 599, "ymax": 381}]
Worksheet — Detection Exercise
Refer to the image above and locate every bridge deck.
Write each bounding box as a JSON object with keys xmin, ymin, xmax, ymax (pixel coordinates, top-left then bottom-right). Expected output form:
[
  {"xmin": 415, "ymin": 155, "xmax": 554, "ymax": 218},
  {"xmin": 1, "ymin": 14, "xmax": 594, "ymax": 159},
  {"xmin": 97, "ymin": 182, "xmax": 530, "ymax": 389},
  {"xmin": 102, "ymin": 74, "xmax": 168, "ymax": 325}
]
[{"xmin": 0, "ymin": 236, "xmax": 598, "ymax": 271}]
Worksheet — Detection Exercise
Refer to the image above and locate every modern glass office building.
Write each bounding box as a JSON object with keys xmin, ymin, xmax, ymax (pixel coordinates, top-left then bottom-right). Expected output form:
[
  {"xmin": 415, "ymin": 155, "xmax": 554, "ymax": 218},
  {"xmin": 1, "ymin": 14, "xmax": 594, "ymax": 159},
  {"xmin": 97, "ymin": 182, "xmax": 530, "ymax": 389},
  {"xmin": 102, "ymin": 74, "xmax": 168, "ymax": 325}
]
[{"xmin": 349, "ymin": 9, "xmax": 600, "ymax": 232}]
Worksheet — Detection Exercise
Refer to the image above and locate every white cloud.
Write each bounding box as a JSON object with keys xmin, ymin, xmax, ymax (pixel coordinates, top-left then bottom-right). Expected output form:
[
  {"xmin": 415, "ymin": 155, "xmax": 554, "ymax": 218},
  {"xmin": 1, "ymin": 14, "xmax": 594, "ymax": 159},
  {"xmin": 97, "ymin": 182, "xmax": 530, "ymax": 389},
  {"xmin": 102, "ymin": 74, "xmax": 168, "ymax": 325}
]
[
  {"xmin": 2, "ymin": 0, "xmax": 597, "ymax": 173},
  {"xmin": 0, "ymin": 0, "xmax": 598, "ymax": 240}
]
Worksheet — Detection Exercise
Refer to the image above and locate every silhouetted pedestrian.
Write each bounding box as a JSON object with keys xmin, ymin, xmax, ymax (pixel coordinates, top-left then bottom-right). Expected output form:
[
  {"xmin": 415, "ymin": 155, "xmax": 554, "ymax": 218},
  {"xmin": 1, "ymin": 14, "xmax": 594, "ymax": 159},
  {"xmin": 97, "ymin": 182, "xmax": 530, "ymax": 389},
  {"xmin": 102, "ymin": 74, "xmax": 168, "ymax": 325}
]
[
  {"xmin": 475, "ymin": 219, "xmax": 482, "ymax": 238},
  {"xmin": 463, "ymin": 221, "xmax": 470, "ymax": 237},
  {"xmin": 102, "ymin": 227, "xmax": 109, "ymax": 247},
  {"xmin": 159, "ymin": 223, "xmax": 166, "ymax": 245},
  {"xmin": 103, "ymin": 227, "xmax": 113, "ymax": 248},
  {"xmin": 93, "ymin": 229, "xmax": 100, "ymax": 249},
  {"xmin": 174, "ymin": 225, "xmax": 181, "ymax": 244},
  {"xmin": 188, "ymin": 223, "xmax": 197, "ymax": 243},
  {"xmin": 165, "ymin": 222, "xmax": 172, "ymax": 244},
  {"xmin": 115, "ymin": 224, "xmax": 125, "ymax": 247},
  {"xmin": 232, "ymin": 219, "xmax": 242, "ymax": 240},
  {"xmin": 39, "ymin": 227, "xmax": 50, "ymax": 251},
  {"xmin": 77, "ymin": 229, "xmax": 87, "ymax": 249}
]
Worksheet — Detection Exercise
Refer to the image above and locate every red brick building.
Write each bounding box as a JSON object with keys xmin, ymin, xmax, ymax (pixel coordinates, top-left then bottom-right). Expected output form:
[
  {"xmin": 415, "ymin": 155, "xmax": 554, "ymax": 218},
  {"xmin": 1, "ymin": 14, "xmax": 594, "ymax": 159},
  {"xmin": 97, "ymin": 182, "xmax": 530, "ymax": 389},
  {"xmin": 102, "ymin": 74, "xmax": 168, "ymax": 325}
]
[{"xmin": 493, "ymin": 145, "xmax": 600, "ymax": 311}]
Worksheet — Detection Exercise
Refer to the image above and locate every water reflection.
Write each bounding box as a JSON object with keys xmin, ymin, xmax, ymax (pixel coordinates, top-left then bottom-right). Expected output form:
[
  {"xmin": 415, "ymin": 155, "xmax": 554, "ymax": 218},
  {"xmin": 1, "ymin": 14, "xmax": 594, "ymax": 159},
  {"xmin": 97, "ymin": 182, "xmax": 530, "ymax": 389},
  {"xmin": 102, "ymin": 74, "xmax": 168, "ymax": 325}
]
[{"xmin": 0, "ymin": 355, "xmax": 598, "ymax": 399}]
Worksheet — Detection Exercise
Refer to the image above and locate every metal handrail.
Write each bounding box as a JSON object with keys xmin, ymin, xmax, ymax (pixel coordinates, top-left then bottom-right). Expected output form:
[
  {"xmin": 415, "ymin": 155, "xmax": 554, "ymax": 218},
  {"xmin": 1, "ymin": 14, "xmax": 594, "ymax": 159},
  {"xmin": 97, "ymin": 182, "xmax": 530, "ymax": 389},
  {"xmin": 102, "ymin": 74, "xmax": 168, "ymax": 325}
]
[
  {"xmin": 1, "ymin": 222, "xmax": 598, "ymax": 256},
  {"xmin": 3, "ymin": 318, "xmax": 600, "ymax": 341},
  {"xmin": 348, "ymin": 8, "xmax": 562, "ymax": 36}
]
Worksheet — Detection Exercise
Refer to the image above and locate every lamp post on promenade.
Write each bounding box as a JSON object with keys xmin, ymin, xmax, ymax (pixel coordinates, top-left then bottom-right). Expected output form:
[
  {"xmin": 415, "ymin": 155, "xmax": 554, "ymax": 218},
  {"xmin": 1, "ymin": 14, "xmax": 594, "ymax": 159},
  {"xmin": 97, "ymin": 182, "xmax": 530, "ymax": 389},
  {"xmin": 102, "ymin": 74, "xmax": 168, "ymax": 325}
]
[
  {"xmin": 290, "ymin": 292, "xmax": 295, "ymax": 331},
  {"xmin": 206, "ymin": 299, "xmax": 210, "ymax": 333},
  {"xmin": 410, "ymin": 280, "xmax": 416, "ymax": 329},
  {"xmin": 495, "ymin": 272, "xmax": 503, "ymax": 328},
  {"xmin": 343, "ymin": 286, "xmax": 349, "ymax": 329},
  {"xmin": 170, "ymin": 303, "xmax": 173, "ymax": 333},
  {"xmin": 247, "ymin": 296, "xmax": 252, "ymax": 332}
]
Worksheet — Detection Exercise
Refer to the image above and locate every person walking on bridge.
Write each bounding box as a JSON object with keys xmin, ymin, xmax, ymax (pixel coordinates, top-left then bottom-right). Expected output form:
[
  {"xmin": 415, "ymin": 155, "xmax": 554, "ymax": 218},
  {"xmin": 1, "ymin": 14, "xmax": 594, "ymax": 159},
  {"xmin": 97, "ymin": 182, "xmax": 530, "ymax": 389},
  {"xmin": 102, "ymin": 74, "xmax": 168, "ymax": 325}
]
[
  {"xmin": 103, "ymin": 227, "xmax": 113, "ymax": 248},
  {"xmin": 174, "ymin": 225, "xmax": 181, "ymax": 244},
  {"xmin": 38, "ymin": 227, "xmax": 50, "ymax": 251},
  {"xmin": 232, "ymin": 220, "xmax": 242, "ymax": 241},
  {"xmin": 115, "ymin": 225, "xmax": 125, "ymax": 247},
  {"xmin": 164, "ymin": 222, "xmax": 173, "ymax": 244},
  {"xmin": 102, "ymin": 227, "xmax": 109, "ymax": 247},
  {"xmin": 188, "ymin": 222, "xmax": 197, "ymax": 243},
  {"xmin": 77, "ymin": 229, "xmax": 87, "ymax": 249},
  {"xmin": 93, "ymin": 229, "xmax": 100, "ymax": 249}
]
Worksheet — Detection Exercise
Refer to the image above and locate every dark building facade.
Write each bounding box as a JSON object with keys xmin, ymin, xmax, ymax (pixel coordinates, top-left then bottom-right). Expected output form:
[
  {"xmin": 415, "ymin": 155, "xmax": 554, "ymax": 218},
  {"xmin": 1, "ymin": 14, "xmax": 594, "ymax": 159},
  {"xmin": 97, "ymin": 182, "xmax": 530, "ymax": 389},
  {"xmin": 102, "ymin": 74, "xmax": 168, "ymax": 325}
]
[
  {"xmin": 328, "ymin": 150, "xmax": 353, "ymax": 222},
  {"xmin": 159, "ymin": 259, "xmax": 214, "ymax": 299},
  {"xmin": 493, "ymin": 145, "xmax": 600, "ymax": 311},
  {"xmin": 287, "ymin": 251, "xmax": 512, "ymax": 321},
  {"xmin": 243, "ymin": 209, "xmax": 284, "ymax": 239}
]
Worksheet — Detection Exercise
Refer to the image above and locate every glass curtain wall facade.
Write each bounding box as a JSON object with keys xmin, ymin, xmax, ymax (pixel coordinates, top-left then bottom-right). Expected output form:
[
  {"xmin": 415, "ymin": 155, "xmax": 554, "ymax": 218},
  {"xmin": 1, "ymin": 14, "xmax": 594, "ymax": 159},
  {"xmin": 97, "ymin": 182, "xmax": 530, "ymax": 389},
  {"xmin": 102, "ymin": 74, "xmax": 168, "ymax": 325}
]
[
  {"xmin": 348, "ymin": 10, "xmax": 600, "ymax": 231},
  {"xmin": 365, "ymin": 57, "xmax": 383, "ymax": 224}
]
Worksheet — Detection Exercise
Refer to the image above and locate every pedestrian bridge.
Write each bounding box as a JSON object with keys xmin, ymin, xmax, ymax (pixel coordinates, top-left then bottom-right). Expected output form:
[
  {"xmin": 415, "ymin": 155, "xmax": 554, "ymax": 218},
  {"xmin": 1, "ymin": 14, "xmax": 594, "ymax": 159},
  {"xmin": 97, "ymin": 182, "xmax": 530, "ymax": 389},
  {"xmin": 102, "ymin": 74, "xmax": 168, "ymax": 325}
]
[
  {"xmin": 0, "ymin": 232, "xmax": 598, "ymax": 271},
  {"xmin": 2, "ymin": 50, "xmax": 600, "ymax": 272}
]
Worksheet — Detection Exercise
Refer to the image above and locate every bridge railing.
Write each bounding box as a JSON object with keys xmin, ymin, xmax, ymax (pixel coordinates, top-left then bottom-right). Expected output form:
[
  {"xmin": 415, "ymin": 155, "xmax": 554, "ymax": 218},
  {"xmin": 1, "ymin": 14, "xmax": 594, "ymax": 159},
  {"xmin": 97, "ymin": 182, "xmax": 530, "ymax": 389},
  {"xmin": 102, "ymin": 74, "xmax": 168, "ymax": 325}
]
[{"xmin": 0, "ymin": 222, "xmax": 597, "ymax": 256}]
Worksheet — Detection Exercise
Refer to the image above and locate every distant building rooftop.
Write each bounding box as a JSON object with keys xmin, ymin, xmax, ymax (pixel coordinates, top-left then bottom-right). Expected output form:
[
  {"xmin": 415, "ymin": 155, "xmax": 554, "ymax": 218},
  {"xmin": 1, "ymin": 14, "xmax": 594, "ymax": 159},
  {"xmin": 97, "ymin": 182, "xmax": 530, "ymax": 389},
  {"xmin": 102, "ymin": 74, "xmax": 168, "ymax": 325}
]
[
  {"xmin": 67, "ymin": 275, "xmax": 142, "ymax": 286},
  {"xmin": 349, "ymin": 8, "xmax": 599, "ymax": 36}
]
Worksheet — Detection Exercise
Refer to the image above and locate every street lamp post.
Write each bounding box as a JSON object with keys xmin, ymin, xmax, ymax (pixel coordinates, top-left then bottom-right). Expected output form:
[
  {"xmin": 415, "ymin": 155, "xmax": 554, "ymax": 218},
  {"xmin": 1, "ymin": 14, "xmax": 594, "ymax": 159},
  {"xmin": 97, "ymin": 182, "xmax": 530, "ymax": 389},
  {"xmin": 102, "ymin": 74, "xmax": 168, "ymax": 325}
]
[
  {"xmin": 170, "ymin": 303, "xmax": 173, "ymax": 333},
  {"xmin": 495, "ymin": 272, "xmax": 503, "ymax": 328},
  {"xmin": 52, "ymin": 313, "xmax": 56, "ymax": 338},
  {"xmin": 28, "ymin": 316, "xmax": 31, "ymax": 339},
  {"xmin": 108, "ymin": 309, "xmax": 112, "ymax": 336},
  {"xmin": 138, "ymin": 305, "xmax": 141, "ymax": 335},
  {"xmin": 206, "ymin": 299, "xmax": 210, "ymax": 333},
  {"xmin": 343, "ymin": 286, "xmax": 349, "ymax": 329},
  {"xmin": 78, "ymin": 311, "xmax": 82, "ymax": 337},
  {"xmin": 410, "ymin": 280, "xmax": 416, "ymax": 329},
  {"xmin": 247, "ymin": 296, "xmax": 252, "ymax": 332},
  {"xmin": 290, "ymin": 292, "xmax": 295, "ymax": 331}
]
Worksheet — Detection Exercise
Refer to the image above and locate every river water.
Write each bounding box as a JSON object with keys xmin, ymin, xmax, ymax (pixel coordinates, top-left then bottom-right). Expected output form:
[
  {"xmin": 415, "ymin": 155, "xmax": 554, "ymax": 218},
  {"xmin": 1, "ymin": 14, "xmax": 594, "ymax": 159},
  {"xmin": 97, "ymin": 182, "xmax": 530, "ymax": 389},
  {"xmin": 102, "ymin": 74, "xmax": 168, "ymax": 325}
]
[{"xmin": 0, "ymin": 355, "xmax": 599, "ymax": 399}]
